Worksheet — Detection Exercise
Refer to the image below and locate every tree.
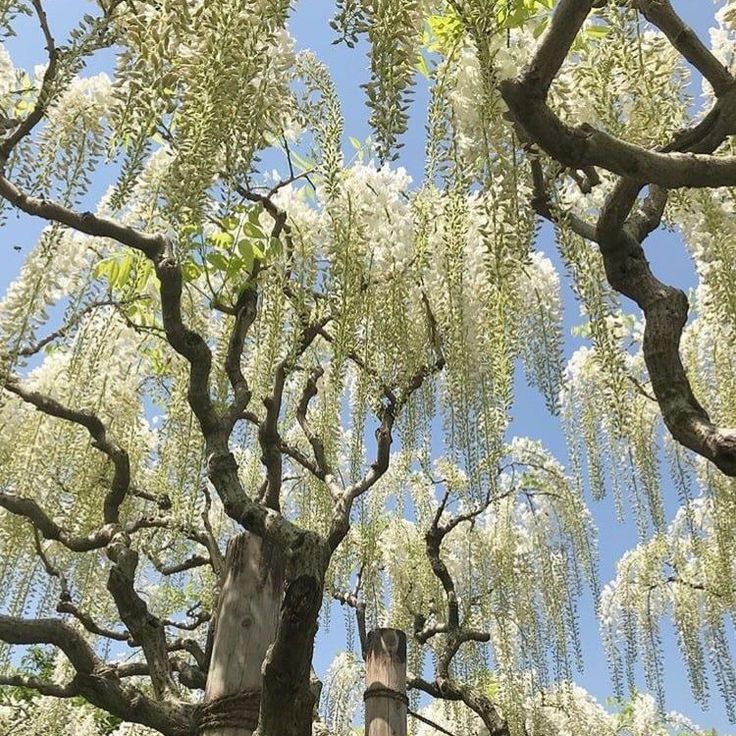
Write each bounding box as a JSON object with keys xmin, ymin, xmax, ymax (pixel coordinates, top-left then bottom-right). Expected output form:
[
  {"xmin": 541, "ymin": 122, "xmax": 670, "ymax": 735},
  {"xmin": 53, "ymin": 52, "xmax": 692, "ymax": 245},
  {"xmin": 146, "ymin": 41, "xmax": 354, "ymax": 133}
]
[{"xmin": 0, "ymin": 0, "xmax": 735, "ymax": 734}]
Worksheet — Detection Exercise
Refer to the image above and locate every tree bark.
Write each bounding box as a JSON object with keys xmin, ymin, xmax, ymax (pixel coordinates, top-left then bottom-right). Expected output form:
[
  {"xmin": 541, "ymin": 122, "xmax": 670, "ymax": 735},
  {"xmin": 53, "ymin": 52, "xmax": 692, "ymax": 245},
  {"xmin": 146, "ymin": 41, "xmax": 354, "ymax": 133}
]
[
  {"xmin": 201, "ymin": 533, "xmax": 285, "ymax": 736},
  {"xmin": 364, "ymin": 629, "xmax": 407, "ymax": 736},
  {"xmin": 256, "ymin": 570, "xmax": 324, "ymax": 736}
]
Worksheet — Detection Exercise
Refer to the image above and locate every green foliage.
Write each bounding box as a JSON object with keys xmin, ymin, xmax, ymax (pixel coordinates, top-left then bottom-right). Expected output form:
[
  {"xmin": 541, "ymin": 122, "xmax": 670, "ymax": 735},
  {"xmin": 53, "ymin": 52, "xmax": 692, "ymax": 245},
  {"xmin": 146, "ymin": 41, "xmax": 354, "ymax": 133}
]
[
  {"xmin": 0, "ymin": 2, "xmax": 734, "ymax": 735},
  {"xmin": 331, "ymin": 0, "xmax": 424, "ymax": 160},
  {"xmin": 0, "ymin": 1, "xmax": 30, "ymax": 38}
]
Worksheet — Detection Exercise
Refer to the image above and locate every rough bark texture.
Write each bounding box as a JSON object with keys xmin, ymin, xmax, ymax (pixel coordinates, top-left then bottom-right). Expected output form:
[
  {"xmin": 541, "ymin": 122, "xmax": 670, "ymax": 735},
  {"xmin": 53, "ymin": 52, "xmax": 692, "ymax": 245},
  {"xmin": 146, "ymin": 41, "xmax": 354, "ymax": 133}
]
[
  {"xmin": 255, "ymin": 535, "xmax": 327, "ymax": 736},
  {"xmin": 0, "ymin": 614, "xmax": 196, "ymax": 736}
]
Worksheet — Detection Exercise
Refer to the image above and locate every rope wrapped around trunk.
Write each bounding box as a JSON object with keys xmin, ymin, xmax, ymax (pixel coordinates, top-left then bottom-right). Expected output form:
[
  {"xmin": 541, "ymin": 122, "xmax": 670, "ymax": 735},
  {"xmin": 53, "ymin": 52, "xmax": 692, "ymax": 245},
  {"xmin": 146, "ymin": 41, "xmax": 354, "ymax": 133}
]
[
  {"xmin": 363, "ymin": 684, "xmax": 409, "ymax": 705},
  {"xmin": 196, "ymin": 689, "xmax": 260, "ymax": 731}
]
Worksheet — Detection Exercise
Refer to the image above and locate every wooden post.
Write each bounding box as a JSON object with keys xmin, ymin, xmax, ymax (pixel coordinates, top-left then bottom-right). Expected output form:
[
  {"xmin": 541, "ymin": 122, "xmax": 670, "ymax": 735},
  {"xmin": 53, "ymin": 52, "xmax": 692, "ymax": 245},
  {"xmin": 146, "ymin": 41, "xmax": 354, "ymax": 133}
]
[
  {"xmin": 364, "ymin": 628, "xmax": 408, "ymax": 736},
  {"xmin": 202, "ymin": 533, "xmax": 285, "ymax": 736}
]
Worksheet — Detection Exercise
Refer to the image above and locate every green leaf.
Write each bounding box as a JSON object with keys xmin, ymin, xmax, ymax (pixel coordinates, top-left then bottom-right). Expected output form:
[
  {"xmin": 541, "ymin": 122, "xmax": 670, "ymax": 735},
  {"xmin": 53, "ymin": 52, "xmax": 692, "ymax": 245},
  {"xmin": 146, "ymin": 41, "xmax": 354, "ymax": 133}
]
[
  {"xmin": 248, "ymin": 204, "xmax": 264, "ymax": 225},
  {"xmin": 425, "ymin": 12, "xmax": 464, "ymax": 54},
  {"xmin": 94, "ymin": 253, "xmax": 135, "ymax": 289},
  {"xmin": 181, "ymin": 258, "xmax": 202, "ymax": 282},
  {"xmin": 416, "ymin": 52, "xmax": 431, "ymax": 79},
  {"xmin": 585, "ymin": 24, "xmax": 610, "ymax": 39},
  {"xmin": 290, "ymin": 150, "xmax": 315, "ymax": 173},
  {"xmin": 117, "ymin": 254, "xmax": 133, "ymax": 287},
  {"xmin": 209, "ymin": 231, "xmax": 234, "ymax": 249},
  {"xmin": 94, "ymin": 257, "xmax": 115, "ymax": 281},
  {"xmin": 206, "ymin": 251, "xmax": 229, "ymax": 272},
  {"xmin": 180, "ymin": 223, "xmax": 199, "ymax": 238},
  {"xmin": 533, "ymin": 15, "xmax": 550, "ymax": 38},
  {"xmin": 242, "ymin": 222, "xmax": 266, "ymax": 239},
  {"xmin": 226, "ymin": 255, "xmax": 244, "ymax": 280},
  {"xmin": 237, "ymin": 239, "xmax": 265, "ymax": 271}
]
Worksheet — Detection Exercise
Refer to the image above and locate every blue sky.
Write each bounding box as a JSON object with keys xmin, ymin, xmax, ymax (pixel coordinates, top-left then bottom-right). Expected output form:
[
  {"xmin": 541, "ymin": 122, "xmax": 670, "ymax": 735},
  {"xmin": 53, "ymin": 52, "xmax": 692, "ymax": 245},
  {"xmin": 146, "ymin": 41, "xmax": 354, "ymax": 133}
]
[
  {"xmin": 0, "ymin": 0, "xmax": 733, "ymax": 731},
  {"xmin": 284, "ymin": 3, "xmax": 731, "ymax": 729}
]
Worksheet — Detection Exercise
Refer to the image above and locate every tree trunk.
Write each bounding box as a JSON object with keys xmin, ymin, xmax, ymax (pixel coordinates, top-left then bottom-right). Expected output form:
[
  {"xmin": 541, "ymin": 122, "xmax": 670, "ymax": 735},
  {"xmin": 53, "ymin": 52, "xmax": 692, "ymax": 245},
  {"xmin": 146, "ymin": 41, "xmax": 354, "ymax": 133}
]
[
  {"xmin": 364, "ymin": 628, "xmax": 407, "ymax": 736},
  {"xmin": 201, "ymin": 533, "xmax": 285, "ymax": 736},
  {"xmin": 256, "ymin": 572, "xmax": 323, "ymax": 736}
]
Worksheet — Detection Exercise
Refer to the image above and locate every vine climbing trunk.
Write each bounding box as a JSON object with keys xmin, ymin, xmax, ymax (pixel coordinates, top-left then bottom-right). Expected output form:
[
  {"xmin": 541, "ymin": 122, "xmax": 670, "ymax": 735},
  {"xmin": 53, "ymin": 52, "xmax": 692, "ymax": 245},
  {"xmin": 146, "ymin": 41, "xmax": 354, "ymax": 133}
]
[
  {"xmin": 200, "ymin": 533, "xmax": 285, "ymax": 736},
  {"xmin": 364, "ymin": 628, "xmax": 408, "ymax": 736}
]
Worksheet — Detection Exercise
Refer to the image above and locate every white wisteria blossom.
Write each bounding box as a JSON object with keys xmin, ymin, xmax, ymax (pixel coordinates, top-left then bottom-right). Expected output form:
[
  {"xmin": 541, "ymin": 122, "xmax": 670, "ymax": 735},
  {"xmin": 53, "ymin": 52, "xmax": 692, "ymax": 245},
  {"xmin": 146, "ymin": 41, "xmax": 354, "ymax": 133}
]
[{"xmin": 0, "ymin": 2, "xmax": 735, "ymax": 736}]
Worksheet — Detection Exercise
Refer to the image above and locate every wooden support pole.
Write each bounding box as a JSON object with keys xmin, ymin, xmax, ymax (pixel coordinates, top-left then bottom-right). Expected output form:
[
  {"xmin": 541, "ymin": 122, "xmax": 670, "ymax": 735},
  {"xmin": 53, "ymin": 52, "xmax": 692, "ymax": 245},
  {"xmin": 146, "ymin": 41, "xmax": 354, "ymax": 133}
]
[
  {"xmin": 364, "ymin": 628, "xmax": 408, "ymax": 736},
  {"xmin": 201, "ymin": 533, "xmax": 284, "ymax": 736}
]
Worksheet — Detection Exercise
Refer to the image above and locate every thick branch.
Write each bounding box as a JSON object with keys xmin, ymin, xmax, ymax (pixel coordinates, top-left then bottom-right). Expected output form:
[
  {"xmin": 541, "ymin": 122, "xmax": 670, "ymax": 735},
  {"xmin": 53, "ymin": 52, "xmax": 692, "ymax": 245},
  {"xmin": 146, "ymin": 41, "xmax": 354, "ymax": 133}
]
[
  {"xmin": 164, "ymin": 607, "xmax": 211, "ymax": 632},
  {"xmin": 503, "ymin": 82, "xmax": 736, "ymax": 189},
  {"xmin": 634, "ymin": 0, "xmax": 733, "ymax": 97},
  {"xmin": 0, "ymin": 176, "xmax": 165, "ymax": 256},
  {"xmin": 167, "ymin": 637, "xmax": 206, "ymax": 670},
  {"xmin": 403, "ymin": 485, "xmax": 511, "ymax": 736},
  {"xmin": 0, "ymin": 614, "xmax": 96, "ymax": 674},
  {"xmin": 0, "ymin": 167, "xmax": 222, "ymax": 443},
  {"xmin": 116, "ymin": 658, "xmax": 207, "ymax": 691},
  {"xmin": 106, "ymin": 535, "xmax": 179, "ymax": 700},
  {"xmin": 156, "ymin": 252, "xmax": 219, "ymax": 436},
  {"xmin": 0, "ymin": 622, "xmax": 192, "ymax": 732},
  {"xmin": 222, "ymin": 285, "xmax": 257, "ymax": 427},
  {"xmin": 520, "ymin": 0, "xmax": 593, "ymax": 95},
  {"xmin": 279, "ymin": 438, "xmax": 329, "ymax": 480},
  {"xmin": 326, "ymin": 405, "xmax": 394, "ymax": 551},
  {"xmin": 57, "ymin": 600, "xmax": 131, "ymax": 642},
  {"xmin": 502, "ymin": 0, "xmax": 736, "ymax": 475},
  {"xmin": 5, "ymin": 379, "xmax": 131, "ymax": 524},
  {"xmin": 327, "ymin": 311, "xmax": 445, "ymax": 550},
  {"xmin": 204, "ymin": 448, "xmax": 310, "ymax": 550},
  {"xmin": 0, "ymin": 673, "xmax": 76, "ymax": 698},
  {"xmin": 150, "ymin": 553, "xmax": 212, "ymax": 577},
  {"xmin": 408, "ymin": 677, "xmax": 508, "ymax": 736},
  {"xmin": 0, "ymin": 491, "xmax": 164, "ymax": 550},
  {"xmin": 0, "ymin": 490, "xmax": 112, "ymax": 551},
  {"xmin": 259, "ymin": 318, "xmax": 329, "ymax": 510},
  {"xmin": 257, "ymin": 564, "xmax": 324, "ymax": 736},
  {"xmin": 626, "ymin": 185, "xmax": 668, "ymax": 243},
  {"xmin": 422, "ymin": 490, "xmax": 493, "ymax": 660},
  {"xmin": 295, "ymin": 365, "xmax": 332, "ymax": 483},
  {"xmin": 529, "ymin": 156, "xmax": 599, "ymax": 241}
]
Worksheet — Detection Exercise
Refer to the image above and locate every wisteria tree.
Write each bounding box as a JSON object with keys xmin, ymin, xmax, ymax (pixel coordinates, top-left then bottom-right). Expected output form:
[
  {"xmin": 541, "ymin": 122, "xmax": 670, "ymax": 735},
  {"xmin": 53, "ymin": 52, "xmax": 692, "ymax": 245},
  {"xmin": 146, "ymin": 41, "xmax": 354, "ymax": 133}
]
[{"xmin": 0, "ymin": 1, "xmax": 735, "ymax": 735}]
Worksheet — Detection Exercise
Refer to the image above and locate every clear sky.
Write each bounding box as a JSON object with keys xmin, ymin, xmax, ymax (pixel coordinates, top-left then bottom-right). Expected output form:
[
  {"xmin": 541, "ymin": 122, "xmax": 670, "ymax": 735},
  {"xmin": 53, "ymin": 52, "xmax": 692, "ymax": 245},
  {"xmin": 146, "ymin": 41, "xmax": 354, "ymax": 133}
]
[{"xmin": 0, "ymin": 0, "xmax": 732, "ymax": 732}]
